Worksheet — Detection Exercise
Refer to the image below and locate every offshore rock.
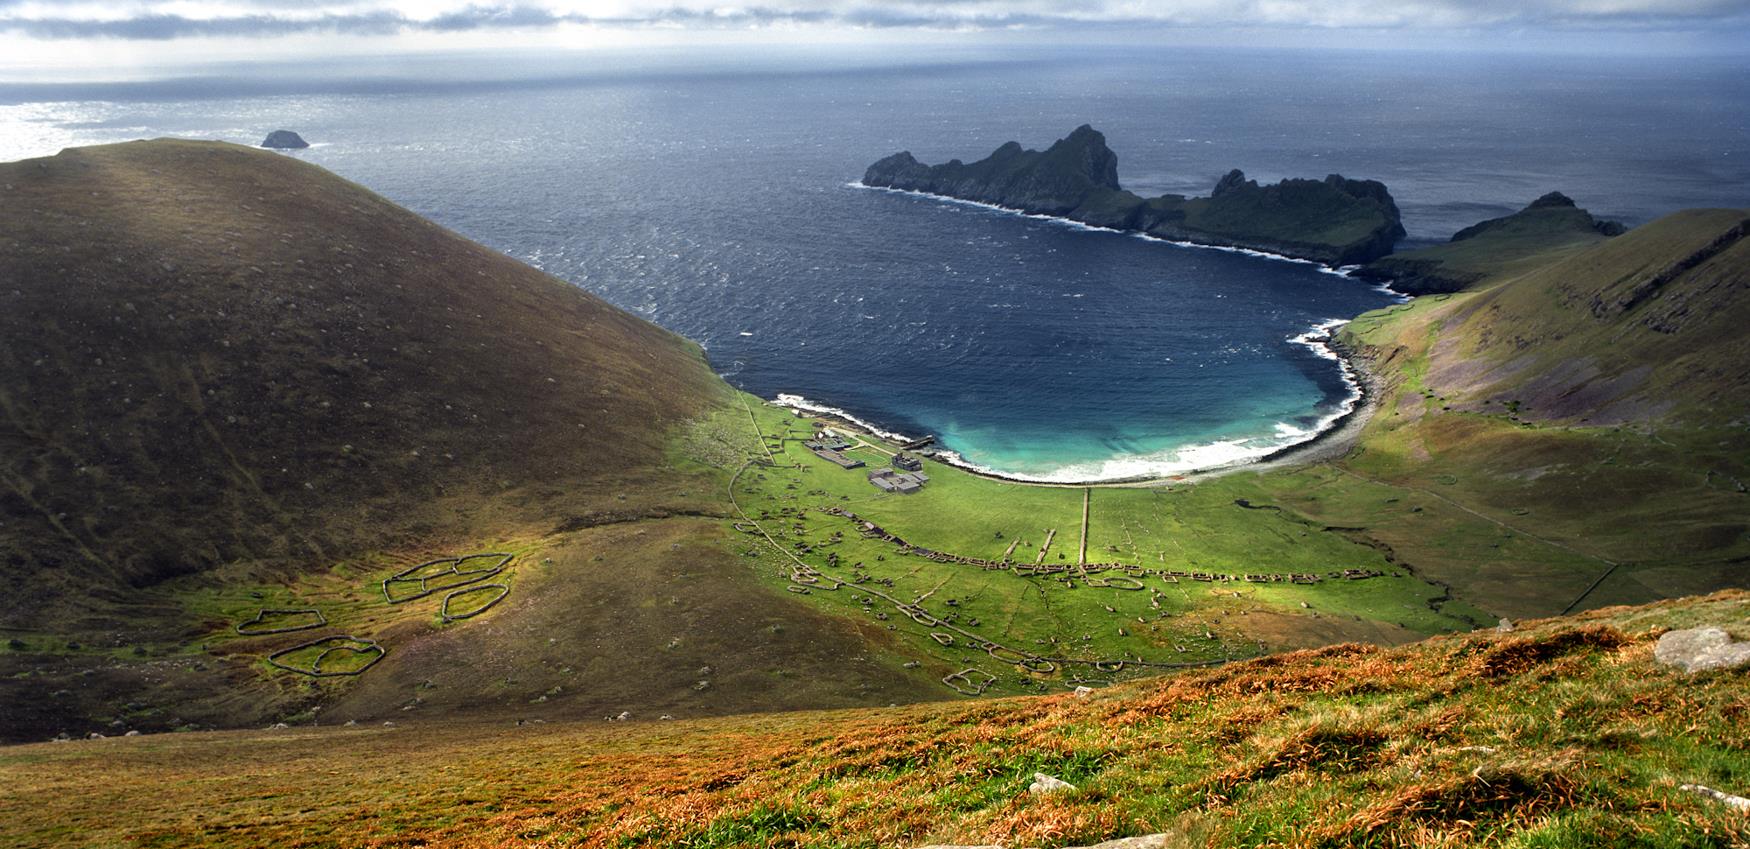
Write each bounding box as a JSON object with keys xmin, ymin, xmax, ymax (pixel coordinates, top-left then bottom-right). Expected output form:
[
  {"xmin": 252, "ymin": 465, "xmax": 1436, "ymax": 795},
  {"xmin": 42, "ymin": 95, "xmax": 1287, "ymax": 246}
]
[
  {"xmin": 863, "ymin": 125, "xmax": 1122, "ymax": 217},
  {"xmin": 260, "ymin": 130, "xmax": 310, "ymax": 149}
]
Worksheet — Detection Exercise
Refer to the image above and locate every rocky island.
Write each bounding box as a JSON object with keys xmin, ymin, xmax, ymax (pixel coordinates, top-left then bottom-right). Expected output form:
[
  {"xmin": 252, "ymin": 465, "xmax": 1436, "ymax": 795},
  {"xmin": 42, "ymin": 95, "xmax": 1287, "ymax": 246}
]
[
  {"xmin": 259, "ymin": 129, "xmax": 309, "ymax": 149},
  {"xmin": 863, "ymin": 124, "xmax": 1406, "ymax": 265}
]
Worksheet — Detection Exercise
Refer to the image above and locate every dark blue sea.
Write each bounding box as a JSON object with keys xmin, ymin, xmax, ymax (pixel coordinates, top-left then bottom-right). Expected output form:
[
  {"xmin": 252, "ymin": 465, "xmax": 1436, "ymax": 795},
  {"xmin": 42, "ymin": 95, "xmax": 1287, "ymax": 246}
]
[{"xmin": 4, "ymin": 46, "xmax": 1745, "ymax": 479}]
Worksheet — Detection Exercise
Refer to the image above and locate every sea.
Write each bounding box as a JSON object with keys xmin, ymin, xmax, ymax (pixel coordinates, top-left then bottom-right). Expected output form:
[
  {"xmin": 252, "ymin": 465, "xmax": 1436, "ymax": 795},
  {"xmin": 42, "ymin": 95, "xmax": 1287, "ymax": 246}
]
[{"xmin": 3, "ymin": 45, "xmax": 1745, "ymax": 481}]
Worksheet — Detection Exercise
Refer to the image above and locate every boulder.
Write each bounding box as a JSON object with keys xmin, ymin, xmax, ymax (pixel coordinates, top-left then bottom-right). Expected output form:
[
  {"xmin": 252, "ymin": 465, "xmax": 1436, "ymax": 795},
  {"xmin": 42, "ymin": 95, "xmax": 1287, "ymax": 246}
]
[
  {"xmin": 1655, "ymin": 627, "xmax": 1750, "ymax": 673},
  {"xmin": 260, "ymin": 130, "xmax": 310, "ymax": 150},
  {"xmin": 1028, "ymin": 772, "xmax": 1076, "ymax": 795}
]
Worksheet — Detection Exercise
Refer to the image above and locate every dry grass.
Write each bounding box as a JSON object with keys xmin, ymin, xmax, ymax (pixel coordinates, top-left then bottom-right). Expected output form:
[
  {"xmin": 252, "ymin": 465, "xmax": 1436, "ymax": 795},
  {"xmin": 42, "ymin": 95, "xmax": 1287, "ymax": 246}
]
[{"xmin": 2, "ymin": 590, "xmax": 1745, "ymax": 849}]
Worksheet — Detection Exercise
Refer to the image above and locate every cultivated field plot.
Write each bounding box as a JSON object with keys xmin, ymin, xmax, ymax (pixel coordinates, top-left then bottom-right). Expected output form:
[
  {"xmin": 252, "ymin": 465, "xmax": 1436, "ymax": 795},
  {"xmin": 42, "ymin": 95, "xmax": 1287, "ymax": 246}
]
[{"xmin": 266, "ymin": 635, "xmax": 387, "ymax": 677}]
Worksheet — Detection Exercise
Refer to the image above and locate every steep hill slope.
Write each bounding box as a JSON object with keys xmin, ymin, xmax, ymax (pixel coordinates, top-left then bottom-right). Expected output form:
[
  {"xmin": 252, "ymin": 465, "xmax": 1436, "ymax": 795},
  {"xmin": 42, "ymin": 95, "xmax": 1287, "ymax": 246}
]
[
  {"xmin": 1391, "ymin": 208, "xmax": 1750, "ymax": 426},
  {"xmin": 0, "ymin": 141, "xmax": 933, "ymax": 741},
  {"xmin": 3, "ymin": 591, "xmax": 1744, "ymax": 848},
  {"xmin": 1260, "ymin": 206, "xmax": 1750, "ymax": 620},
  {"xmin": 0, "ymin": 139, "xmax": 726, "ymax": 605}
]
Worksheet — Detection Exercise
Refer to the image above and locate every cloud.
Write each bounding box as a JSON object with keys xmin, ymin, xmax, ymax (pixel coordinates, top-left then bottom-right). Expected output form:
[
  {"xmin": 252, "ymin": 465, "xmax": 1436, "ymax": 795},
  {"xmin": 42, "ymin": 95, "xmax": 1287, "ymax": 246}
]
[{"xmin": 2, "ymin": 0, "xmax": 1749, "ymax": 39}]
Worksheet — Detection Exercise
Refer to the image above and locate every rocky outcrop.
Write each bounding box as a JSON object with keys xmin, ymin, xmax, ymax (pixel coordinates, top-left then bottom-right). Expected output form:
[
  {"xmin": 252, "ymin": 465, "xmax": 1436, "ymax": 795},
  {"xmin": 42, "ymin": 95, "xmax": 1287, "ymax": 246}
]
[
  {"xmin": 1138, "ymin": 170, "xmax": 1406, "ymax": 266},
  {"xmin": 864, "ymin": 126, "xmax": 1405, "ymax": 266},
  {"xmin": 1655, "ymin": 626, "xmax": 1750, "ymax": 673},
  {"xmin": 260, "ymin": 130, "xmax": 309, "ymax": 149}
]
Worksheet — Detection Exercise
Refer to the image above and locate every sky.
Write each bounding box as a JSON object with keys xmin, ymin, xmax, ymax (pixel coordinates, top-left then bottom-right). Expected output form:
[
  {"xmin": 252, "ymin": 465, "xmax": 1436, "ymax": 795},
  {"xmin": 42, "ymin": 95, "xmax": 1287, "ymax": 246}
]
[{"xmin": 1, "ymin": 0, "xmax": 1748, "ymax": 77}]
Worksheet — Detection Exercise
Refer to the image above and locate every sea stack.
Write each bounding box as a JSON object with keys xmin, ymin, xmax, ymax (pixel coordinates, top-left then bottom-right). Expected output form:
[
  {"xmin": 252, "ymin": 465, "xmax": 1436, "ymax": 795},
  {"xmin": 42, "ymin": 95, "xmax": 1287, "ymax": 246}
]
[{"xmin": 260, "ymin": 130, "xmax": 309, "ymax": 149}]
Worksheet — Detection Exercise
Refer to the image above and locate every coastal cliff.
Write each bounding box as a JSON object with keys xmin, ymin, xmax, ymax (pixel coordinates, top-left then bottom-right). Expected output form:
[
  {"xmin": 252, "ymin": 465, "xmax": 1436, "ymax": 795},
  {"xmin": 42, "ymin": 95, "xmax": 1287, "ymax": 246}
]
[{"xmin": 863, "ymin": 125, "xmax": 1406, "ymax": 265}]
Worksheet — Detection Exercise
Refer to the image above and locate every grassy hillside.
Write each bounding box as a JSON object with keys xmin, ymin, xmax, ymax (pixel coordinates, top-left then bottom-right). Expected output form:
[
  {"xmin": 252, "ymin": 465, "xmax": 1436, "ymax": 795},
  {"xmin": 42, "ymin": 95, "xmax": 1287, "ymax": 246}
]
[
  {"xmin": 718, "ymin": 403, "xmax": 1489, "ymax": 703},
  {"xmin": 1411, "ymin": 208, "xmax": 1750, "ymax": 425},
  {"xmin": 1277, "ymin": 206, "xmax": 1750, "ymax": 619},
  {"xmin": 1355, "ymin": 192, "xmax": 1623, "ymax": 294},
  {"xmin": 0, "ymin": 139, "xmax": 727, "ymax": 599},
  {"xmin": 3, "ymin": 140, "xmax": 1743, "ymax": 758},
  {"xmin": 2, "ymin": 591, "xmax": 1743, "ymax": 848},
  {"xmin": 0, "ymin": 141, "xmax": 940, "ymax": 741}
]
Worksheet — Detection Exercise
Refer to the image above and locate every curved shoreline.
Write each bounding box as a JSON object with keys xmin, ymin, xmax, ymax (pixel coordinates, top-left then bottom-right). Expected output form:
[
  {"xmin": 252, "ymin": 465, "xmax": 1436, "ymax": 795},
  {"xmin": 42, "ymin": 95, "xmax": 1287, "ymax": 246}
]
[
  {"xmin": 766, "ymin": 183, "xmax": 1405, "ymax": 488},
  {"xmin": 773, "ymin": 329, "xmax": 1382, "ymax": 489}
]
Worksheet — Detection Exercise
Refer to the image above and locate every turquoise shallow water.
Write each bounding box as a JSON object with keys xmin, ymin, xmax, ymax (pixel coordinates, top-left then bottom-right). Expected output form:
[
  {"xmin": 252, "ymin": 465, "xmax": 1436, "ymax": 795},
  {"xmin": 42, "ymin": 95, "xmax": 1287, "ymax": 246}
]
[{"xmin": 5, "ymin": 47, "xmax": 1744, "ymax": 479}]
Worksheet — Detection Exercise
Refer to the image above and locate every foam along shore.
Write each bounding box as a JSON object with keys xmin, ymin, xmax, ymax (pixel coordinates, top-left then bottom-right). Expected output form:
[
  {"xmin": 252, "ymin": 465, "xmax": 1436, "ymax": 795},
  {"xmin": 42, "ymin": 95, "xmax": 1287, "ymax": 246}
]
[
  {"xmin": 772, "ymin": 319, "xmax": 1380, "ymax": 488},
  {"xmin": 854, "ymin": 182, "xmax": 1364, "ymax": 278}
]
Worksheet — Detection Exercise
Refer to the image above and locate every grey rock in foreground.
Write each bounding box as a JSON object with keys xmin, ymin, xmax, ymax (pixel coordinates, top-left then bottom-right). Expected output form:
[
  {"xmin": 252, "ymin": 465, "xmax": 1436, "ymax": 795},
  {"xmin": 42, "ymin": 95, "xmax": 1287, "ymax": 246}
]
[
  {"xmin": 917, "ymin": 835, "xmax": 1167, "ymax": 849},
  {"xmin": 260, "ymin": 130, "xmax": 310, "ymax": 149},
  {"xmin": 1028, "ymin": 772, "xmax": 1076, "ymax": 795},
  {"xmin": 1654, "ymin": 627, "xmax": 1750, "ymax": 672}
]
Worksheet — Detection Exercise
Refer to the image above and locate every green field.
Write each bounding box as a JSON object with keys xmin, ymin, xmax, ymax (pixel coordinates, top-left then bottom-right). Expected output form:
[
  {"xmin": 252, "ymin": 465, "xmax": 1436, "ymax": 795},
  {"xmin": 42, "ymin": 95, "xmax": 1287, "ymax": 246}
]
[{"xmin": 724, "ymin": 400, "xmax": 1489, "ymax": 697}]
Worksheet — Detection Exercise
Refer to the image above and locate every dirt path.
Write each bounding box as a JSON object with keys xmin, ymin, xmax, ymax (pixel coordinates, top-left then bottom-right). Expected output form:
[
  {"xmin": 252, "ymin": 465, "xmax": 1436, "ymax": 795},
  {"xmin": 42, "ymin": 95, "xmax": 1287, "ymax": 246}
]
[
  {"xmin": 737, "ymin": 393, "xmax": 774, "ymax": 465},
  {"xmin": 1078, "ymin": 488, "xmax": 1090, "ymax": 565}
]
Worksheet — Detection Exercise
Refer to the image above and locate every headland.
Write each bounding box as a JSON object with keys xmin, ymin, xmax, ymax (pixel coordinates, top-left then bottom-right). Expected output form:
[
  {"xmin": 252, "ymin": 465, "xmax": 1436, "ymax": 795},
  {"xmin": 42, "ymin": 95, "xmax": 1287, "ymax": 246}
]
[{"xmin": 862, "ymin": 124, "xmax": 1406, "ymax": 265}]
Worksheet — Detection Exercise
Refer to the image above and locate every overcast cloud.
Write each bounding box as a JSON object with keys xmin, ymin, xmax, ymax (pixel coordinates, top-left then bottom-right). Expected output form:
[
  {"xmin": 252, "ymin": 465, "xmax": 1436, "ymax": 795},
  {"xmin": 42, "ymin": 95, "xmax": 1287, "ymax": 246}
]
[{"xmin": 4, "ymin": 0, "xmax": 1750, "ymax": 40}]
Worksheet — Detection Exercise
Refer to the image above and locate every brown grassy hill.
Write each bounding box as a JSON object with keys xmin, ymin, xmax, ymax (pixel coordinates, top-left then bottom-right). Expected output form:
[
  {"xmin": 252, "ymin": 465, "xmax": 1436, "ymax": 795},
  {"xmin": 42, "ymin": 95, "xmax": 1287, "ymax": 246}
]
[
  {"xmin": 2, "ymin": 590, "xmax": 1743, "ymax": 849},
  {"xmin": 0, "ymin": 140, "xmax": 933, "ymax": 741},
  {"xmin": 0, "ymin": 139, "xmax": 728, "ymax": 607}
]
